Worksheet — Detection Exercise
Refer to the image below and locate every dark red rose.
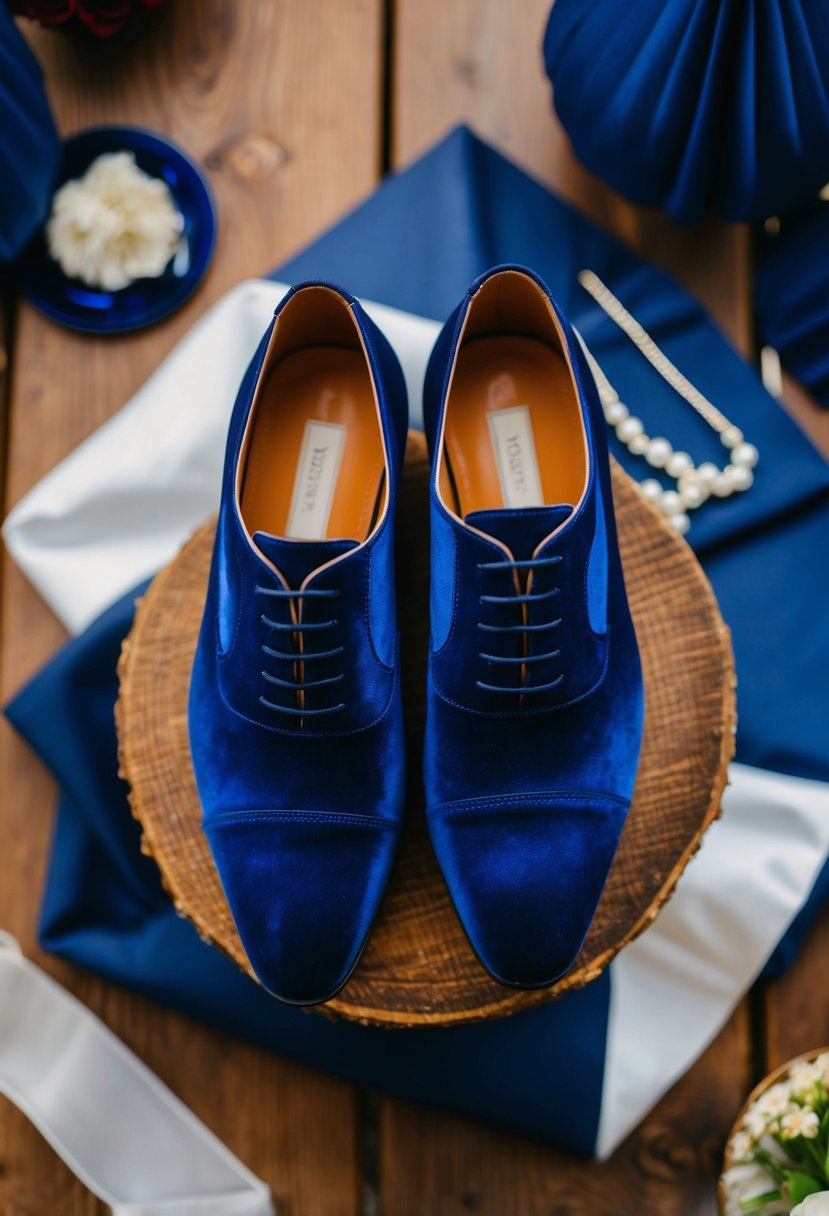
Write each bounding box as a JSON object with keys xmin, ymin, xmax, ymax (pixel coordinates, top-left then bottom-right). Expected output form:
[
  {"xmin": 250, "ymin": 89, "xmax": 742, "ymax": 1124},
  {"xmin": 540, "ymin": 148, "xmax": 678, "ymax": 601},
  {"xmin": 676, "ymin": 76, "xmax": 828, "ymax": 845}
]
[
  {"xmin": 76, "ymin": 0, "xmax": 136, "ymax": 38},
  {"xmin": 9, "ymin": 0, "xmax": 169, "ymax": 37},
  {"xmin": 10, "ymin": 0, "xmax": 77, "ymax": 25}
]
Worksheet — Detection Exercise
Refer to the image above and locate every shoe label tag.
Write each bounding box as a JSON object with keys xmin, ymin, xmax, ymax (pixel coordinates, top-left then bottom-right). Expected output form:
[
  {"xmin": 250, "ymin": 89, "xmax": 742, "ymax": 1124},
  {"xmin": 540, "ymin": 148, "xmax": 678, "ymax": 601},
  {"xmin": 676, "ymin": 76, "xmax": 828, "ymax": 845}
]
[
  {"xmin": 488, "ymin": 405, "xmax": 544, "ymax": 509},
  {"xmin": 285, "ymin": 419, "xmax": 347, "ymax": 540}
]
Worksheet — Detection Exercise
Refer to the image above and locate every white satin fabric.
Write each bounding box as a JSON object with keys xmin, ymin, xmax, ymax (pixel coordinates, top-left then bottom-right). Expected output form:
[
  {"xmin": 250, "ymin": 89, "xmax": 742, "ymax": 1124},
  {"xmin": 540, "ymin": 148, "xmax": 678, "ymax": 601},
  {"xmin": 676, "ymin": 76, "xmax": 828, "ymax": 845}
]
[
  {"xmin": 0, "ymin": 934, "xmax": 273, "ymax": 1215},
  {"xmin": 3, "ymin": 281, "xmax": 434, "ymax": 636},
  {"xmin": 3, "ymin": 280, "xmax": 829, "ymax": 1161}
]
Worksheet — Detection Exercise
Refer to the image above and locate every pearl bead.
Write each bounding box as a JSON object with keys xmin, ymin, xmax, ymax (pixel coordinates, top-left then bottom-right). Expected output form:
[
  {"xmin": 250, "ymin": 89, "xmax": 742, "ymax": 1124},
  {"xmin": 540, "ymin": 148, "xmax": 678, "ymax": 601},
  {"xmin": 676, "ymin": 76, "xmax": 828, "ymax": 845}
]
[
  {"xmin": 645, "ymin": 437, "xmax": 672, "ymax": 469},
  {"xmin": 617, "ymin": 416, "xmax": 644, "ymax": 443},
  {"xmin": 666, "ymin": 451, "xmax": 692, "ymax": 478},
  {"xmin": 711, "ymin": 472, "xmax": 733, "ymax": 498},
  {"xmin": 604, "ymin": 401, "xmax": 629, "ymax": 426},
  {"xmin": 697, "ymin": 461, "xmax": 719, "ymax": 487},
  {"xmin": 672, "ymin": 512, "xmax": 691, "ymax": 536},
  {"xmin": 681, "ymin": 482, "xmax": 706, "ymax": 509},
  {"xmin": 721, "ymin": 426, "xmax": 743, "ymax": 449},
  {"xmin": 726, "ymin": 464, "xmax": 754, "ymax": 492},
  {"xmin": 628, "ymin": 433, "xmax": 650, "ymax": 456},
  {"xmin": 639, "ymin": 478, "xmax": 663, "ymax": 503},
  {"xmin": 660, "ymin": 490, "xmax": 682, "ymax": 516},
  {"xmin": 731, "ymin": 442, "xmax": 759, "ymax": 469}
]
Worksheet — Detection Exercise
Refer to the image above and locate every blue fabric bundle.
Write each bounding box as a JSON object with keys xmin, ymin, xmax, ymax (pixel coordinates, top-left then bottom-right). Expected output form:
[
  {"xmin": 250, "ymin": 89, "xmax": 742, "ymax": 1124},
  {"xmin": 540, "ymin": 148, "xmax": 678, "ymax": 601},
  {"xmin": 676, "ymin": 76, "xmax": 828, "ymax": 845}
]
[
  {"xmin": 0, "ymin": 6, "xmax": 59, "ymax": 262},
  {"xmin": 543, "ymin": 0, "xmax": 829, "ymax": 224},
  {"xmin": 6, "ymin": 127, "xmax": 829, "ymax": 1154},
  {"xmin": 755, "ymin": 201, "xmax": 829, "ymax": 408}
]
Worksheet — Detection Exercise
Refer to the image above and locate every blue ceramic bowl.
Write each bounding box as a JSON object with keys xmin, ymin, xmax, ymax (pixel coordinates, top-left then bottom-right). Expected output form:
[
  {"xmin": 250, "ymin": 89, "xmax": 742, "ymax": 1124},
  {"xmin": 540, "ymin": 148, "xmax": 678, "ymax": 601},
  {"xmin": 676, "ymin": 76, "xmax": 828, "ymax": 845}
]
[{"xmin": 15, "ymin": 125, "xmax": 216, "ymax": 334}]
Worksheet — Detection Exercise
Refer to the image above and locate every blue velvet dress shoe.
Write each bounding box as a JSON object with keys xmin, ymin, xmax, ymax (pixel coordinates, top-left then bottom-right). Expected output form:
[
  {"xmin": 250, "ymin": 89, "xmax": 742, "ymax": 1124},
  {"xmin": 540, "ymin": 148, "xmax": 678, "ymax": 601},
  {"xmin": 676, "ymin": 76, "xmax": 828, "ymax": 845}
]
[
  {"xmin": 189, "ymin": 281, "xmax": 408, "ymax": 1006},
  {"xmin": 423, "ymin": 265, "xmax": 644, "ymax": 989}
]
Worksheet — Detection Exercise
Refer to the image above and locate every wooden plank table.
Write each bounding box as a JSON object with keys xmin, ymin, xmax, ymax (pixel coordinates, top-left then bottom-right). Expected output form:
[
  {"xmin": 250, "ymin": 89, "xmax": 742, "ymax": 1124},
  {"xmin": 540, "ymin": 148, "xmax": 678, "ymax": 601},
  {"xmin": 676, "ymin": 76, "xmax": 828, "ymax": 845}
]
[{"xmin": 0, "ymin": 2, "xmax": 825, "ymax": 1212}]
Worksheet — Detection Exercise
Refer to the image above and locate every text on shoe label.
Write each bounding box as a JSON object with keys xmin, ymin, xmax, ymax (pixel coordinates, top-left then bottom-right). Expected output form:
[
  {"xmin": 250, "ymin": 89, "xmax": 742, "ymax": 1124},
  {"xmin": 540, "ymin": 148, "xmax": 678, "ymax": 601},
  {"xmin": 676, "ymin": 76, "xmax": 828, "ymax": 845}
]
[
  {"xmin": 488, "ymin": 405, "xmax": 544, "ymax": 509},
  {"xmin": 285, "ymin": 420, "xmax": 347, "ymax": 540}
]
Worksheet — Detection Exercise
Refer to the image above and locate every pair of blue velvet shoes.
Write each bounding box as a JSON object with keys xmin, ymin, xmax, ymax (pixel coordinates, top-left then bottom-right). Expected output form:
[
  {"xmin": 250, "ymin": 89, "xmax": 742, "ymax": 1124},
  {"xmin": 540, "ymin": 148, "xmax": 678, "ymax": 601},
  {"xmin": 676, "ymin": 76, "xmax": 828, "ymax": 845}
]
[{"xmin": 189, "ymin": 266, "xmax": 644, "ymax": 1006}]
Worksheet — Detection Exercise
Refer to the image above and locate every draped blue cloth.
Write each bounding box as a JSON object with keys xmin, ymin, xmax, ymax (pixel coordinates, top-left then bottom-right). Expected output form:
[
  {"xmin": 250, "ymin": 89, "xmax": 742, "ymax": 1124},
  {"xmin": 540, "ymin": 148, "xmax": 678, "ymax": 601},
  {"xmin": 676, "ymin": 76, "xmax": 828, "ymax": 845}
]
[
  {"xmin": 755, "ymin": 202, "xmax": 829, "ymax": 408},
  {"xmin": 543, "ymin": 0, "xmax": 829, "ymax": 224},
  {"xmin": 0, "ymin": 6, "xmax": 59, "ymax": 263},
  {"xmin": 6, "ymin": 126, "xmax": 829, "ymax": 1152}
]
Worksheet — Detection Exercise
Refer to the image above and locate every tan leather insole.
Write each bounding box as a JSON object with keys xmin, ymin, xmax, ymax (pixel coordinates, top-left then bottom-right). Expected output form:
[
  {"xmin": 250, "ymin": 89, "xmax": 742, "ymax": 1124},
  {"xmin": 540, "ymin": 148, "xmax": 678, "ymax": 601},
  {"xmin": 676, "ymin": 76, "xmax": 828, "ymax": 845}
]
[
  {"xmin": 240, "ymin": 347, "xmax": 384, "ymax": 541},
  {"xmin": 443, "ymin": 335, "xmax": 586, "ymax": 518}
]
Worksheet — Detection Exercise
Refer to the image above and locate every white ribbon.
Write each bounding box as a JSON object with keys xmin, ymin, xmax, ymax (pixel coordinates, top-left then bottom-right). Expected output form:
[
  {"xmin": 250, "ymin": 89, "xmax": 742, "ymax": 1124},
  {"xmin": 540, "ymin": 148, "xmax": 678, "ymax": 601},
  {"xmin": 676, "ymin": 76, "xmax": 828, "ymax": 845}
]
[{"xmin": 0, "ymin": 934, "xmax": 274, "ymax": 1215}]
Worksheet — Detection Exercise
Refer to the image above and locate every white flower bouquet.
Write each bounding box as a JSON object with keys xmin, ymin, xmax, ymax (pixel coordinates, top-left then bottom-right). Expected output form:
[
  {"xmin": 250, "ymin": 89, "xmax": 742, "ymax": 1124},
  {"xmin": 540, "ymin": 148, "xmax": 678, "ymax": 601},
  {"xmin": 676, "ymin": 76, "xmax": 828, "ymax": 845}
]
[
  {"xmin": 47, "ymin": 151, "xmax": 183, "ymax": 291},
  {"xmin": 720, "ymin": 1049, "xmax": 829, "ymax": 1215}
]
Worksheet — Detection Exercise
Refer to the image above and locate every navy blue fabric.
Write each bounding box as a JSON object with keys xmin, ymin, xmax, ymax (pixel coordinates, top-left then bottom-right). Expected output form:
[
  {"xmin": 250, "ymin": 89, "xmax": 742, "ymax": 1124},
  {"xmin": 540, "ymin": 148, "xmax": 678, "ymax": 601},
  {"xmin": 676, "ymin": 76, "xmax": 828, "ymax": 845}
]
[
  {"xmin": 755, "ymin": 200, "xmax": 829, "ymax": 409},
  {"xmin": 5, "ymin": 582, "xmax": 609, "ymax": 1157},
  {"xmin": 0, "ymin": 4, "xmax": 59, "ymax": 262},
  {"xmin": 543, "ymin": 0, "xmax": 829, "ymax": 224},
  {"xmin": 5, "ymin": 126, "xmax": 829, "ymax": 1151}
]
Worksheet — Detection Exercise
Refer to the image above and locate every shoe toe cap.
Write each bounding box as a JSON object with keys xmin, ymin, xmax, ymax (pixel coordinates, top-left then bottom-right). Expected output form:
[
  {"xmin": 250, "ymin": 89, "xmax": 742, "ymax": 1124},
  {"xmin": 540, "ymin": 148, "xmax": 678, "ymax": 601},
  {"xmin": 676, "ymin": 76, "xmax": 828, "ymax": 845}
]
[
  {"xmin": 205, "ymin": 810, "xmax": 399, "ymax": 1005},
  {"xmin": 428, "ymin": 793, "xmax": 628, "ymax": 989}
]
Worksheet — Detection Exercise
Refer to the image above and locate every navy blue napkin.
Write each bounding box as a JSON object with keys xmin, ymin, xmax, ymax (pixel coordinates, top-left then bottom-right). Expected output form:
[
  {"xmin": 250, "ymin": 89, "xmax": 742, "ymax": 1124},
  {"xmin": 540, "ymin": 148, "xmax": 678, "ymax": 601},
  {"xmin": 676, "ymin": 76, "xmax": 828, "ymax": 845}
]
[{"xmin": 0, "ymin": 4, "xmax": 59, "ymax": 263}]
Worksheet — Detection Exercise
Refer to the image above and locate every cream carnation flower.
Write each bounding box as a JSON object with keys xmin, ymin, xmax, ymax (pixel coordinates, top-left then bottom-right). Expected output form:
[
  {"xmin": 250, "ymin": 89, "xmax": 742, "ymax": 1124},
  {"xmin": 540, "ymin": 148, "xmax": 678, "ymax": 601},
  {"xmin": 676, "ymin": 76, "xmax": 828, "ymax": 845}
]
[
  {"xmin": 47, "ymin": 151, "xmax": 183, "ymax": 291},
  {"xmin": 780, "ymin": 1107, "xmax": 820, "ymax": 1140}
]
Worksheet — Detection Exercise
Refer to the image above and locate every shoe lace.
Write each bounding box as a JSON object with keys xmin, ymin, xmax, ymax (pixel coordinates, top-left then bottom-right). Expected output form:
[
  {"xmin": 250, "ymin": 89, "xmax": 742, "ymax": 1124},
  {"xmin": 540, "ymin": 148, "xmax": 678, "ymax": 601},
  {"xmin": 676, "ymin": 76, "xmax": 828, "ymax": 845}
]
[
  {"xmin": 255, "ymin": 586, "xmax": 345, "ymax": 718},
  {"xmin": 475, "ymin": 554, "xmax": 564, "ymax": 696}
]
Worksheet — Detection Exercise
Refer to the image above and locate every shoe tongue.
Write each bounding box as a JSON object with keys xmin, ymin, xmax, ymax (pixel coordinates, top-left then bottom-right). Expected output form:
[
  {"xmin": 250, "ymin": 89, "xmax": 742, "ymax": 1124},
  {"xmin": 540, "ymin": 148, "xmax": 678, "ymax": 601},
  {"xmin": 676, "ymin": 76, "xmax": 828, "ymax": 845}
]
[
  {"xmin": 465, "ymin": 505, "xmax": 573, "ymax": 561},
  {"xmin": 252, "ymin": 531, "xmax": 358, "ymax": 587}
]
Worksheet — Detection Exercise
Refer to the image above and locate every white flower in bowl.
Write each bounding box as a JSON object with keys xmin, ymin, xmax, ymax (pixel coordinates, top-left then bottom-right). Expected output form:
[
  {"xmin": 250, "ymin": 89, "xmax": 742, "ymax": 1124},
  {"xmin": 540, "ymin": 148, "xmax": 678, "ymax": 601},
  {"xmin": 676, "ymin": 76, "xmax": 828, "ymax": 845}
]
[
  {"xmin": 47, "ymin": 151, "xmax": 184, "ymax": 292},
  {"xmin": 816, "ymin": 1053, "xmax": 829, "ymax": 1087},
  {"xmin": 721, "ymin": 1162, "xmax": 787, "ymax": 1216},
  {"xmin": 729, "ymin": 1129, "xmax": 754, "ymax": 1161},
  {"xmin": 743, "ymin": 1104, "xmax": 771, "ymax": 1139},
  {"xmin": 757, "ymin": 1082, "xmax": 796, "ymax": 1126},
  {"xmin": 790, "ymin": 1060, "xmax": 823, "ymax": 1100},
  {"xmin": 780, "ymin": 1107, "xmax": 821, "ymax": 1140},
  {"xmin": 791, "ymin": 1193, "xmax": 829, "ymax": 1215}
]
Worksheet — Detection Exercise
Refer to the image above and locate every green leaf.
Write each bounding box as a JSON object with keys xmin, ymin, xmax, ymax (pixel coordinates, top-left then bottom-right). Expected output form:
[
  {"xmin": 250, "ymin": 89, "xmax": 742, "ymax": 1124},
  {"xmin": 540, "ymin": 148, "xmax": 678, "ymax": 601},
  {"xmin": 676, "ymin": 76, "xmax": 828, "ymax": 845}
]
[
  {"xmin": 787, "ymin": 1170, "xmax": 826, "ymax": 1204},
  {"xmin": 739, "ymin": 1191, "xmax": 782, "ymax": 1211},
  {"xmin": 752, "ymin": 1148, "xmax": 787, "ymax": 1185}
]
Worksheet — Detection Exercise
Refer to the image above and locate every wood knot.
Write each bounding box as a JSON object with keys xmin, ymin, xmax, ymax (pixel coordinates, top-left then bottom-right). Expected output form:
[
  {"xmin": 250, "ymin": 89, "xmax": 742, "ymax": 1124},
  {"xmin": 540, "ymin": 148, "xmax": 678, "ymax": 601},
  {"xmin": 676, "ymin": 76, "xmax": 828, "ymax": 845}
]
[
  {"xmin": 206, "ymin": 133, "xmax": 289, "ymax": 181},
  {"xmin": 637, "ymin": 1122, "xmax": 698, "ymax": 1181}
]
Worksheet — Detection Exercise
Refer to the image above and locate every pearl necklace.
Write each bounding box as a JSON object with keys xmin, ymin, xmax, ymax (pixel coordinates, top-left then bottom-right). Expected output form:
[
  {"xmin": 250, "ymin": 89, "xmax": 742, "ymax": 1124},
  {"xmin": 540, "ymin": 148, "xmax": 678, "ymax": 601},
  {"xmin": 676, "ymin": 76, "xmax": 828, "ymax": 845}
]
[{"xmin": 577, "ymin": 269, "xmax": 759, "ymax": 535}]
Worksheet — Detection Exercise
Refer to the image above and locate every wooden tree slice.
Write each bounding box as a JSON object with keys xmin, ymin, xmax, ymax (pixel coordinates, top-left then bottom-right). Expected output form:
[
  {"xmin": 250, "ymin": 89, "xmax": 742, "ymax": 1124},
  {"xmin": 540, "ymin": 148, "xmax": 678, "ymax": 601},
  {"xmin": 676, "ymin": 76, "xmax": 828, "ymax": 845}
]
[{"xmin": 116, "ymin": 431, "xmax": 735, "ymax": 1028}]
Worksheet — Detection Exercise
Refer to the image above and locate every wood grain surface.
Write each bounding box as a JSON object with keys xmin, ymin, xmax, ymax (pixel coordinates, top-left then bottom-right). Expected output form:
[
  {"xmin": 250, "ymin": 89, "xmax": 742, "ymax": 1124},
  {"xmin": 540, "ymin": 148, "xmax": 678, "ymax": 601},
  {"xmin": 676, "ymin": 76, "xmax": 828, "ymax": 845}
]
[
  {"xmin": 2, "ymin": 0, "xmax": 826, "ymax": 1213},
  {"xmin": 117, "ymin": 435, "xmax": 734, "ymax": 1027}
]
